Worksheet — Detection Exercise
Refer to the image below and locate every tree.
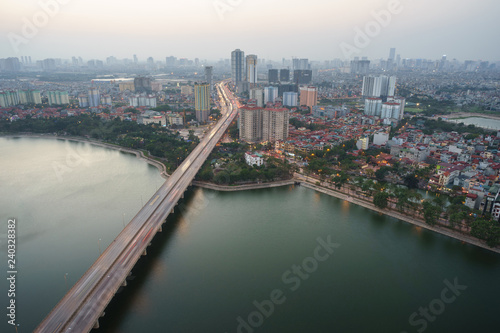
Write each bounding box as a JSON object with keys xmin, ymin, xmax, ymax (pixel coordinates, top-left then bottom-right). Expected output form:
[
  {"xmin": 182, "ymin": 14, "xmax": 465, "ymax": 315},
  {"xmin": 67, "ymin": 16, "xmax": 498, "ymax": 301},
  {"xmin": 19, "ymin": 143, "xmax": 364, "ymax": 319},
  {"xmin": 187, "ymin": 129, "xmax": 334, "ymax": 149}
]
[
  {"xmin": 375, "ymin": 166, "xmax": 391, "ymax": 181},
  {"xmin": 422, "ymin": 200, "xmax": 441, "ymax": 226},
  {"xmin": 404, "ymin": 173, "xmax": 419, "ymax": 189},
  {"xmin": 214, "ymin": 171, "xmax": 230, "ymax": 184},
  {"xmin": 373, "ymin": 192, "xmax": 389, "ymax": 209},
  {"xmin": 470, "ymin": 218, "xmax": 500, "ymax": 247}
]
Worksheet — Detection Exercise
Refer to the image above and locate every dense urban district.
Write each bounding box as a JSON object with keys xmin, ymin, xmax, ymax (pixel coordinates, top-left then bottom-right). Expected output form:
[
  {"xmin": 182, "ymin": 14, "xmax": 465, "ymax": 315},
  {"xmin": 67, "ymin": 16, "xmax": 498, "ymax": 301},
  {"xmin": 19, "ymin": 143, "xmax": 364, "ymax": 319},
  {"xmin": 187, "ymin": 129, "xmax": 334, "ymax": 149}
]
[{"xmin": 1, "ymin": 49, "xmax": 500, "ymax": 248}]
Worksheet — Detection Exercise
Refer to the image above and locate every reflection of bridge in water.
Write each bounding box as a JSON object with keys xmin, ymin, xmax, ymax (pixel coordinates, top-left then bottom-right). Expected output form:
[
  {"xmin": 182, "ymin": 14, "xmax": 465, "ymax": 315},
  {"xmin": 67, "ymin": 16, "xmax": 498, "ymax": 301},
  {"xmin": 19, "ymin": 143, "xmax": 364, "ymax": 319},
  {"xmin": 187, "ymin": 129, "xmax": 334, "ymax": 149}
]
[{"xmin": 35, "ymin": 83, "xmax": 237, "ymax": 333}]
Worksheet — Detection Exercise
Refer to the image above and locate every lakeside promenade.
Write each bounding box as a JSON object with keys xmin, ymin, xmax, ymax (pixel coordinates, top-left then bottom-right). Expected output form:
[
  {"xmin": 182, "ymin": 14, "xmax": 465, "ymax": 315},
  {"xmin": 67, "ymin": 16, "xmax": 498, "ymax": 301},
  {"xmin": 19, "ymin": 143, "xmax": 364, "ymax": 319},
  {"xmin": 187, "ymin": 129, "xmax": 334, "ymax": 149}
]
[{"xmin": 4, "ymin": 133, "xmax": 498, "ymax": 254}]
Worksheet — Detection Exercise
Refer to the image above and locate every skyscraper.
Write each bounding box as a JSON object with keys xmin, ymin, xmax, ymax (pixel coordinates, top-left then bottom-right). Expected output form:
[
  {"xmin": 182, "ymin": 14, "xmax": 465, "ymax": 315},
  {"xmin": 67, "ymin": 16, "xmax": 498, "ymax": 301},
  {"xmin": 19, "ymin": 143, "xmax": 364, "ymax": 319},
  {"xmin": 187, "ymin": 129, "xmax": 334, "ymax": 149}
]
[
  {"xmin": 388, "ymin": 48, "xmax": 396, "ymax": 61},
  {"xmin": 268, "ymin": 69, "xmax": 279, "ymax": 83},
  {"xmin": 204, "ymin": 66, "xmax": 213, "ymax": 92},
  {"xmin": 246, "ymin": 54, "xmax": 258, "ymax": 87},
  {"xmin": 293, "ymin": 70, "xmax": 312, "ymax": 84},
  {"xmin": 264, "ymin": 86, "xmax": 278, "ymax": 105},
  {"xmin": 166, "ymin": 56, "xmax": 177, "ymax": 68},
  {"xmin": 279, "ymin": 69, "xmax": 290, "ymax": 82},
  {"xmin": 134, "ymin": 77, "xmax": 152, "ymax": 93},
  {"xmin": 283, "ymin": 92, "xmax": 298, "ymax": 107},
  {"xmin": 299, "ymin": 86, "xmax": 318, "ymax": 108},
  {"xmin": 361, "ymin": 75, "xmax": 396, "ymax": 98},
  {"xmin": 231, "ymin": 49, "xmax": 245, "ymax": 85},
  {"xmin": 350, "ymin": 59, "xmax": 370, "ymax": 74},
  {"xmin": 239, "ymin": 106, "xmax": 289, "ymax": 143},
  {"xmin": 88, "ymin": 87, "xmax": 100, "ymax": 107},
  {"xmin": 194, "ymin": 83, "xmax": 210, "ymax": 123}
]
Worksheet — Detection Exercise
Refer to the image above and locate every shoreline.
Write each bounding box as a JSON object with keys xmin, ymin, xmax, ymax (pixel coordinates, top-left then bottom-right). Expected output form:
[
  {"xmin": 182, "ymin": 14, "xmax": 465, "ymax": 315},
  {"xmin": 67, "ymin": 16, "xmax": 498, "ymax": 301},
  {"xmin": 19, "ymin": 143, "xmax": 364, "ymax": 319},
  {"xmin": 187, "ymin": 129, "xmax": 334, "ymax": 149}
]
[
  {"xmin": 0, "ymin": 133, "xmax": 170, "ymax": 179},
  {"xmin": 294, "ymin": 175, "xmax": 500, "ymax": 254},
  {"xmin": 443, "ymin": 112, "xmax": 500, "ymax": 121},
  {"xmin": 4, "ymin": 134, "xmax": 498, "ymax": 254},
  {"xmin": 192, "ymin": 180, "xmax": 295, "ymax": 191}
]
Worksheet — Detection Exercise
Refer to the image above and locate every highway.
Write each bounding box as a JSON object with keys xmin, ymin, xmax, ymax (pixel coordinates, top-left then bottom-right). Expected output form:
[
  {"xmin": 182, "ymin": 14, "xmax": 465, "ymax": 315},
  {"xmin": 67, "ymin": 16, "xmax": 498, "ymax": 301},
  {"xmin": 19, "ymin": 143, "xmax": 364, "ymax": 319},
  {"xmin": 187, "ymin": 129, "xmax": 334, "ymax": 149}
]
[{"xmin": 35, "ymin": 82, "xmax": 238, "ymax": 333}]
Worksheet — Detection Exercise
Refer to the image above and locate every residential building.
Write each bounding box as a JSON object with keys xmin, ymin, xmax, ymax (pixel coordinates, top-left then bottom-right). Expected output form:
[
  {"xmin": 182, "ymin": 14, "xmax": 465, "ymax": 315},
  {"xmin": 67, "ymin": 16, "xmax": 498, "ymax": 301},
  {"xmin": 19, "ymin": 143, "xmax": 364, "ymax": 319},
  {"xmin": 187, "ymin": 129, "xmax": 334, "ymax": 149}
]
[
  {"xmin": 204, "ymin": 66, "xmax": 213, "ymax": 91},
  {"xmin": 264, "ymin": 86, "xmax": 278, "ymax": 105},
  {"xmin": 283, "ymin": 92, "xmax": 298, "ymax": 107},
  {"xmin": 231, "ymin": 49, "xmax": 245, "ymax": 85},
  {"xmin": 246, "ymin": 55, "xmax": 258, "ymax": 86},
  {"xmin": 129, "ymin": 95, "xmax": 157, "ymax": 108},
  {"xmin": 194, "ymin": 83, "xmax": 210, "ymax": 122},
  {"xmin": 18, "ymin": 90, "xmax": 41, "ymax": 105},
  {"xmin": 239, "ymin": 106, "xmax": 289, "ymax": 143},
  {"xmin": 88, "ymin": 87, "xmax": 100, "ymax": 107},
  {"xmin": 362, "ymin": 75, "xmax": 396, "ymax": 98},
  {"xmin": 249, "ymin": 88, "xmax": 264, "ymax": 107},
  {"xmin": 268, "ymin": 69, "xmax": 279, "ymax": 83},
  {"xmin": 47, "ymin": 91, "xmax": 69, "ymax": 105},
  {"xmin": 279, "ymin": 69, "xmax": 290, "ymax": 82},
  {"xmin": 245, "ymin": 152, "xmax": 264, "ymax": 166},
  {"xmin": 299, "ymin": 86, "xmax": 318, "ymax": 108}
]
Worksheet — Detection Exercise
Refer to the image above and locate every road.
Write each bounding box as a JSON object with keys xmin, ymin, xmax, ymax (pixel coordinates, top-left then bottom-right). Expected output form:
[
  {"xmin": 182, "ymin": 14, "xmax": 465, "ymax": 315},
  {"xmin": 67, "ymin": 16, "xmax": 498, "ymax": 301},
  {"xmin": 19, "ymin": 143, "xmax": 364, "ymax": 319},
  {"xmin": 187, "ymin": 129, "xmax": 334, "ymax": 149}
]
[{"xmin": 35, "ymin": 82, "xmax": 238, "ymax": 333}]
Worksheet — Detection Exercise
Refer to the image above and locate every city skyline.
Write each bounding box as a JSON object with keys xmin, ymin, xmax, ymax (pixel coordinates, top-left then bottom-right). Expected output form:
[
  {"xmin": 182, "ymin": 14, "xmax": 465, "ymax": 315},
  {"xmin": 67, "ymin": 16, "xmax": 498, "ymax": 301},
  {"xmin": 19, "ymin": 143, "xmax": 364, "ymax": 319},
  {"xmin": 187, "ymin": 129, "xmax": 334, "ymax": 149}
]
[{"xmin": 1, "ymin": 0, "xmax": 499, "ymax": 61}]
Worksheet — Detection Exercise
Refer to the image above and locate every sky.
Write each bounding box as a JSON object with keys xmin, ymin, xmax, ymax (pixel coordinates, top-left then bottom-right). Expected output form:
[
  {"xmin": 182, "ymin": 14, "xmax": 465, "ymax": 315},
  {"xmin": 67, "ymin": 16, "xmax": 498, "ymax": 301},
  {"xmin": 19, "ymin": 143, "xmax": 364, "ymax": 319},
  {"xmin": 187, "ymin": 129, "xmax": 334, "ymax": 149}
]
[{"xmin": 1, "ymin": 0, "xmax": 499, "ymax": 62}]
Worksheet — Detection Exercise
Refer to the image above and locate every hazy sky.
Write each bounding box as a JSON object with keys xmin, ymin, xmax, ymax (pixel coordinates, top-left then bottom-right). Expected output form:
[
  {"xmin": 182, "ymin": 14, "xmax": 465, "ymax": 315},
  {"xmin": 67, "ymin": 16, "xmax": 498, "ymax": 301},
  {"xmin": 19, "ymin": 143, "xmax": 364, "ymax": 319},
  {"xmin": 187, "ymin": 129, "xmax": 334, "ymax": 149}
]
[{"xmin": 1, "ymin": 0, "xmax": 499, "ymax": 62}]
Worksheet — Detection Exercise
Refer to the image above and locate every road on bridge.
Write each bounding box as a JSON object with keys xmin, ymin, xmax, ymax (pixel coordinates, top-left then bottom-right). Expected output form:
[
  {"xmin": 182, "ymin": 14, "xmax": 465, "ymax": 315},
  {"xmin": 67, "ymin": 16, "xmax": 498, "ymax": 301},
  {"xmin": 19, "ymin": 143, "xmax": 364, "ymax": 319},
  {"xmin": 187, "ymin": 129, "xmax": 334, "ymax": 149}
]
[{"xmin": 35, "ymin": 82, "xmax": 238, "ymax": 333}]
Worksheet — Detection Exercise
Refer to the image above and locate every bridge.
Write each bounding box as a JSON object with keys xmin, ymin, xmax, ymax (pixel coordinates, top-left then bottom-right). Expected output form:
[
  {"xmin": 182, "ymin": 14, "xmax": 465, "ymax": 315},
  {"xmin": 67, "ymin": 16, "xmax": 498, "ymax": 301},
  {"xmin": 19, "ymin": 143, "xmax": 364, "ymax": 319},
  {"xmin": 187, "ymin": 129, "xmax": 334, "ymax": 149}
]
[{"xmin": 35, "ymin": 82, "xmax": 238, "ymax": 333}]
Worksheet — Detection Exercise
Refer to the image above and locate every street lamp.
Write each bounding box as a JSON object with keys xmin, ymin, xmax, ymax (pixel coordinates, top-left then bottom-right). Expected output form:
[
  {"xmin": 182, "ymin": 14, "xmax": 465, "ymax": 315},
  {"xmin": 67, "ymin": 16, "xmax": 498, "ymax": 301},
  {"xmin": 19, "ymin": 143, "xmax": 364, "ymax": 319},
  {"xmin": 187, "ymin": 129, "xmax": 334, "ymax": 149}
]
[{"xmin": 98, "ymin": 238, "xmax": 102, "ymax": 255}]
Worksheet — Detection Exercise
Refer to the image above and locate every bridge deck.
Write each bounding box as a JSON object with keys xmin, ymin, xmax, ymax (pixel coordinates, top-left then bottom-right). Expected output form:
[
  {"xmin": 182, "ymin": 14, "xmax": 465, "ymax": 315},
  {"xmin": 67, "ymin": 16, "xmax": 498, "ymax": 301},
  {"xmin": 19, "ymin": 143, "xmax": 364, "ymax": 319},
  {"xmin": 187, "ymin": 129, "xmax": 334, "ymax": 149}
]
[{"xmin": 35, "ymin": 83, "xmax": 237, "ymax": 333}]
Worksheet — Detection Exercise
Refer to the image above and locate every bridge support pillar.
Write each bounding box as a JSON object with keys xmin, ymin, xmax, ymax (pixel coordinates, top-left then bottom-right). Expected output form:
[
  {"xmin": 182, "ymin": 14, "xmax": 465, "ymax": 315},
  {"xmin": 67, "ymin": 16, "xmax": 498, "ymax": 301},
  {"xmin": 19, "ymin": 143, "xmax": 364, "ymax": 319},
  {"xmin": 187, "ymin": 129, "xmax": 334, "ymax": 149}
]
[
  {"xmin": 142, "ymin": 249, "xmax": 147, "ymax": 256},
  {"xmin": 94, "ymin": 320, "xmax": 100, "ymax": 329},
  {"xmin": 158, "ymin": 225, "xmax": 162, "ymax": 232},
  {"xmin": 122, "ymin": 280, "xmax": 127, "ymax": 287}
]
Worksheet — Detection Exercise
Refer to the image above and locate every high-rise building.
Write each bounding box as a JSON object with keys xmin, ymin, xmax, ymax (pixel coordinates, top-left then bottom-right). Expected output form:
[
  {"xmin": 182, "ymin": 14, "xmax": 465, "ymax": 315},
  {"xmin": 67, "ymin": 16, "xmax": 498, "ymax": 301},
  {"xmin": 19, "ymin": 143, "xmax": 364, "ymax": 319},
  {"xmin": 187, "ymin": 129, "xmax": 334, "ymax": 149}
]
[
  {"xmin": 204, "ymin": 66, "xmax": 213, "ymax": 91},
  {"xmin": 264, "ymin": 86, "xmax": 278, "ymax": 105},
  {"xmin": 388, "ymin": 48, "xmax": 396, "ymax": 61},
  {"xmin": 147, "ymin": 57, "xmax": 155, "ymax": 69},
  {"xmin": 231, "ymin": 49, "xmax": 245, "ymax": 85},
  {"xmin": 2, "ymin": 58, "xmax": 21, "ymax": 72},
  {"xmin": 279, "ymin": 69, "xmax": 290, "ymax": 82},
  {"xmin": 239, "ymin": 106, "xmax": 262, "ymax": 143},
  {"xmin": 0, "ymin": 91, "xmax": 20, "ymax": 107},
  {"xmin": 134, "ymin": 77, "xmax": 152, "ymax": 93},
  {"xmin": 194, "ymin": 83, "xmax": 210, "ymax": 122},
  {"xmin": 78, "ymin": 95, "xmax": 89, "ymax": 108},
  {"xmin": 262, "ymin": 107, "xmax": 289, "ymax": 142},
  {"xmin": 88, "ymin": 87, "xmax": 100, "ymax": 107},
  {"xmin": 293, "ymin": 58, "xmax": 309, "ymax": 70},
  {"xmin": 350, "ymin": 60, "xmax": 370, "ymax": 74},
  {"xmin": 239, "ymin": 106, "xmax": 289, "ymax": 143},
  {"xmin": 364, "ymin": 98, "xmax": 382, "ymax": 116},
  {"xmin": 299, "ymin": 86, "xmax": 318, "ymax": 108},
  {"xmin": 166, "ymin": 56, "xmax": 177, "ymax": 68},
  {"xmin": 249, "ymin": 88, "xmax": 264, "ymax": 107},
  {"xmin": 133, "ymin": 54, "xmax": 138, "ymax": 64},
  {"xmin": 246, "ymin": 54, "xmax": 258, "ymax": 86},
  {"xmin": 268, "ymin": 69, "xmax": 279, "ymax": 83},
  {"xmin": 100, "ymin": 95, "xmax": 112, "ymax": 106},
  {"xmin": 293, "ymin": 70, "xmax": 312, "ymax": 84},
  {"xmin": 119, "ymin": 82, "xmax": 135, "ymax": 92},
  {"xmin": 361, "ymin": 75, "xmax": 396, "ymax": 98},
  {"xmin": 47, "ymin": 91, "xmax": 69, "ymax": 105},
  {"xmin": 18, "ymin": 90, "xmax": 41, "ymax": 105},
  {"xmin": 278, "ymin": 84, "xmax": 298, "ymax": 97},
  {"xmin": 283, "ymin": 92, "xmax": 298, "ymax": 107},
  {"xmin": 129, "ymin": 95, "xmax": 157, "ymax": 108}
]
